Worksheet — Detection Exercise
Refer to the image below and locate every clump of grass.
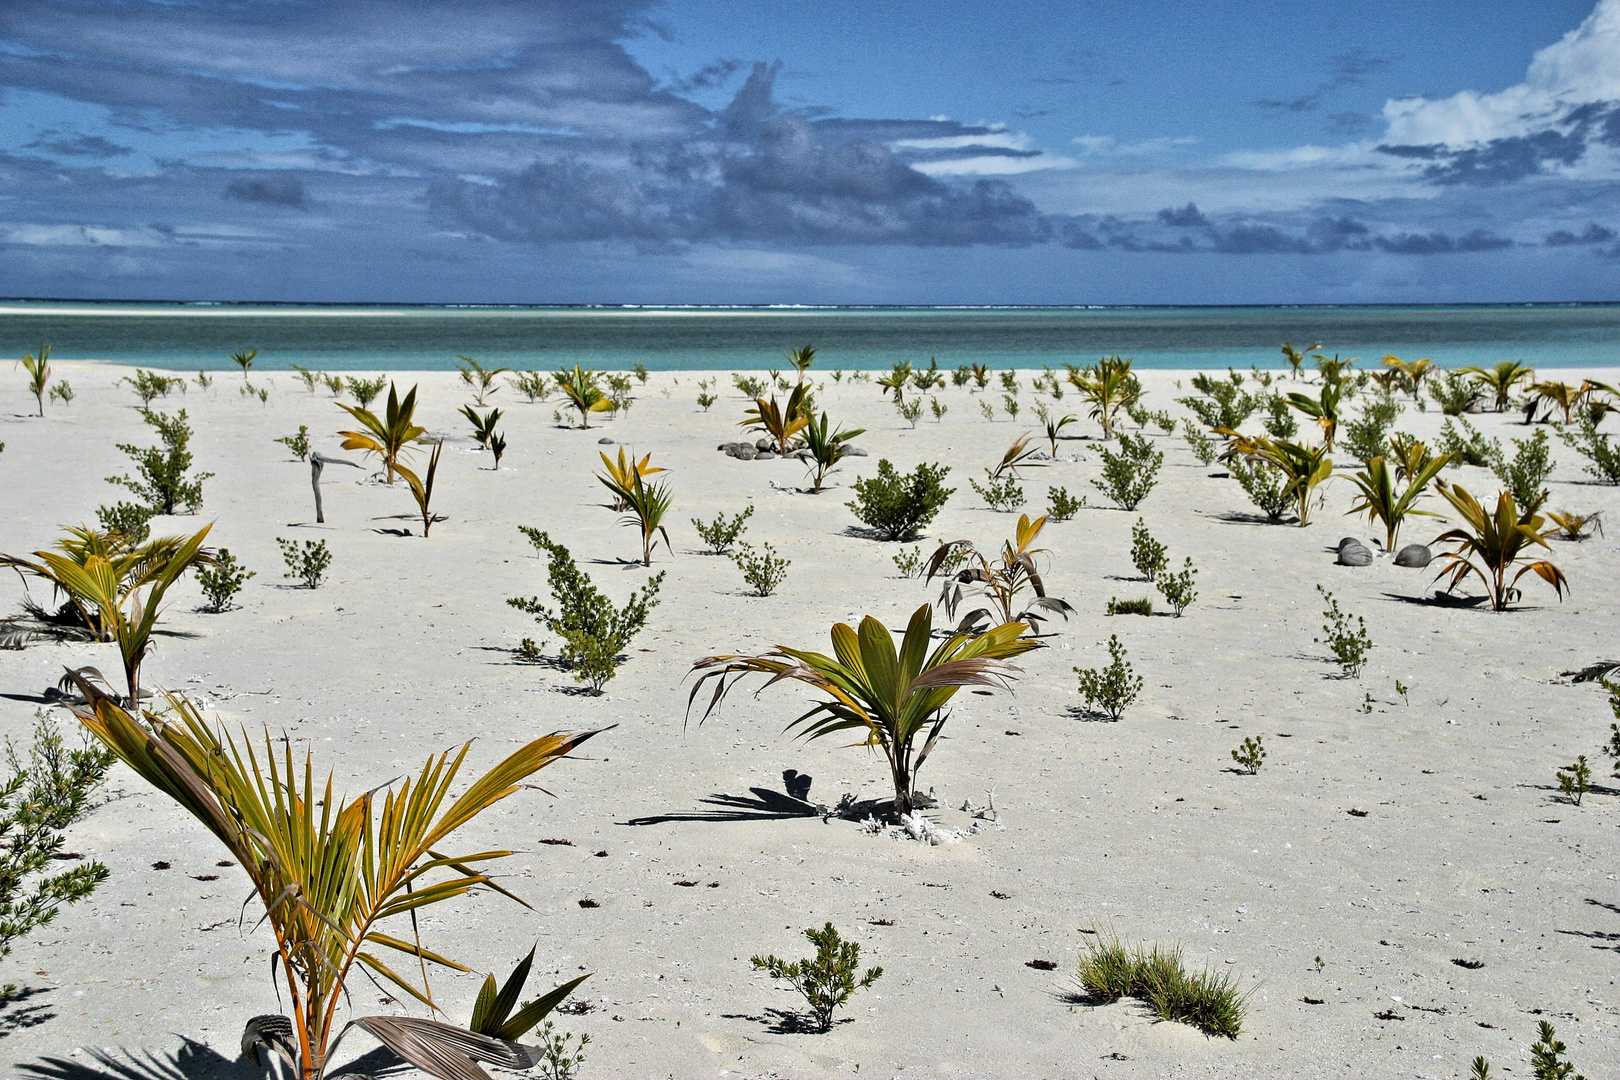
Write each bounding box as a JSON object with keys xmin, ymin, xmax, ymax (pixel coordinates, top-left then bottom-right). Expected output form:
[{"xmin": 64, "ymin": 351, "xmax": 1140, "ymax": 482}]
[
  {"xmin": 1075, "ymin": 931, "xmax": 1247, "ymax": 1039},
  {"xmin": 1093, "ymin": 433, "xmax": 1163, "ymax": 510},
  {"xmin": 1557, "ymin": 756, "xmax": 1591, "ymax": 806},
  {"xmin": 1075, "ymin": 634, "xmax": 1142, "ymax": 721},
  {"xmin": 752, "ymin": 923, "xmax": 882, "ymax": 1034},
  {"xmin": 732, "ymin": 541, "xmax": 789, "ymax": 596},
  {"xmin": 1315, "ymin": 584, "xmax": 1371, "ymax": 677},
  {"xmin": 1048, "ymin": 487, "xmax": 1084, "ymax": 520},
  {"xmin": 1106, "ymin": 597, "xmax": 1152, "ymax": 616},
  {"xmin": 691, "ymin": 505, "xmax": 753, "ymax": 554},
  {"xmin": 277, "ymin": 538, "xmax": 331, "ymax": 589},
  {"xmin": 1231, "ymin": 735, "xmax": 1267, "ymax": 774},
  {"xmin": 196, "ymin": 548, "xmax": 254, "ymax": 612}
]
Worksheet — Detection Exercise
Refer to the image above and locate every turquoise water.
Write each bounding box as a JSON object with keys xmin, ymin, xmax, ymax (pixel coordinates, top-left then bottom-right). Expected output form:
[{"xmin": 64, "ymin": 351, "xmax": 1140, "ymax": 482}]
[{"xmin": 3, "ymin": 301, "xmax": 1619, "ymax": 372}]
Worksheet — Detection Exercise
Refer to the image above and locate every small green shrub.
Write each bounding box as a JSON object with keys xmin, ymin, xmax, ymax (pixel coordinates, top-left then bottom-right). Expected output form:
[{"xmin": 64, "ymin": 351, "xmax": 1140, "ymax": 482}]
[
  {"xmin": 345, "ymin": 376, "xmax": 386, "ymax": 408},
  {"xmin": 1184, "ymin": 425, "xmax": 1218, "ymax": 465},
  {"xmin": 1428, "ymin": 369, "xmax": 1483, "ymax": 415},
  {"xmin": 508, "ymin": 528, "xmax": 664, "ymax": 692},
  {"xmin": 1231, "ymin": 735, "xmax": 1267, "ymax": 774},
  {"xmin": 509, "ymin": 370, "xmax": 551, "ymax": 402},
  {"xmin": 277, "ymin": 538, "xmax": 331, "ymax": 588},
  {"xmin": 897, "ymin": 398, "xmax": 923, "ymax": 427},
  {"xmin": 1230, "ymin": 458, "xmax": 1290, "ymax": 521},
  {"xmin": 930, "ymin": 397, "xmax": 948, "ymax": 422},
  {"xmin": 1439, "ymin": 417, "xmax": 1498, "ymax": 468},
  {"xmin": 1559, "ymin": 419, "xmax": 1620, "ymax": 484},
  {"xmin": 275, "ymin": 425, "xmax": 312, "ymax": 461},
  {"xmin": 734, "ymin": 374, "xmax": 766, "ymax": 397},
  {"xmin": 1492, "ymin": 428, "xmax": 1554, "ymax": 513},
  {"xmin": 48, "ymin": 381, "xmax": 74, "ymax": 406},
  {"xmin": 1156, "ymin": 558, "xmax": 1198, "ymax": 616},
  {"xmin": 753, "ymin": 923, "xmax": 882, "ymax": 1033},
  {"xmin": 536, "ymin": 1020, "xmax": 590, "ymax": 1080},
  {"xmin": 691, "ymin": 505, "xmax": 753, "ymax": 554},
  {"xmin": 1178, "ymin": 377, "xmax": 1258, "ymax": 431},
  {"xmin": 1093, "ymin": 432, "xmax": 1163, "ymax": 510},
  {"xmin": 122, "ymin": 369, "xmax": 185, "ymax": 405},
  {"xmin": 96, "ymin": 501, "xmax": 154, "ymax": 544},
  {"xmin": 108, "ymin": 408, "xmax": 213, "ymax": 515},
  {"xmin": 732, "ymin": 541, "xmax": 789, "ymax": 596},
  {"xmin": 1261, "ymin": 392, "xmax": 1298, "ymax": 439},
  {"xmin": 1315, "ymin": 584, "xmax": 1370, "ymax": 676},
  {"xmin": 892, "ymin": 545, "xmax": 926, "ymax": 577},
  {"xmin": 1343, "ymin": 390, "xmax": 1402, "ymax": 464},
  {"xmin": 1000, "ymin": 371, "xmax": 1019, "ymax": 393},
  {"xmin": 1557, "ymin": 756, "xmax": 1591, "ymax": 806},
  {"xmin": 697, "ymin": 391, "xmax": 717, "ymax": 411},
  {"xmin": 631, "ymin": 362, "xmax": 650, "ymax": 384},
  {"xmin": 195, "ymin": 370, "xmax": 214, "ymax": 390},
  {"xmin": 1048, "ymin": 486, "xmax": 1084, "ymax": 520},
  {"xmin": 1075, "ymin": 932, "xmax": 1246, "ymax": 1039},
  {"xmin": 1075, "ymin": 634, "xmax": 1143, "ymax": 721},
  {"xmin": 0, "ymin": 713, "xmax": 115, "ymax": 973},
  {"xmin": 953, "ymin": 365, "xmax": 972, "ymax": 387},
  {"xmin": 846, "ymin": 460, "xmax": 954, "ymax": 541},
  {"xmin": 1130, "ymin": 518, "xmax": 1167, "ymax": 581},
  {"xmin": 196, "ymin": 548, "xmax": 254, "ymax": 612},
  {"xmin": 1531, "ymin": 1020, "xmax": 1586, "ymax": 1080},
  {"xmin": 1106, "ymin": 597, "xmax": 1153, "ymax": 616},
  {"xmin": 1001, "ymin": 394, "xmax": 1020, "ymax": 421},
  {"xmin": 969, "ymin": 472, "xmax": 1025, "ymax": 512}
]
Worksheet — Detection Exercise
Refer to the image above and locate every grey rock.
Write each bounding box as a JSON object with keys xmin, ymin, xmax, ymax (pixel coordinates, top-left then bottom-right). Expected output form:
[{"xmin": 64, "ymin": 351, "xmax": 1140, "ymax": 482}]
[
  {"xmin": 1393, "ymin": 543, "xmax": 1433, "ymax": 568},
  {"xmin": 718, "ymin": 443, "xmax": 733, "ymax": 452},
  {"xmin": 755, "ymin": 437, "xmax": 774, "ymax": 452},
  {"xmin": 1336, "ymin": 539, "xmax": 1373, "ymax": 567},
  {"xmin": 756, "ymin": 449, "xmax": 777, "ymax": 460},
  {"xmin": 845, "ymin": 446, "xmax": 869, "ymax": 457},
  {"xmin": 598, "ymin": 437, "xmax": 615, "ymax": 445},
  {"xmin": 734, "ymin": 445, "xmax": 757, "ymax": 460}
]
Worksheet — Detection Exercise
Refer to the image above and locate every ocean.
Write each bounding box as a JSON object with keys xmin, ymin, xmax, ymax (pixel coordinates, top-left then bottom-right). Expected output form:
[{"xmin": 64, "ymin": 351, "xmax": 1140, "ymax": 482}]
[{"xmin": 3, "ymin": 301, "xmax": 1619, "ymax": 372}]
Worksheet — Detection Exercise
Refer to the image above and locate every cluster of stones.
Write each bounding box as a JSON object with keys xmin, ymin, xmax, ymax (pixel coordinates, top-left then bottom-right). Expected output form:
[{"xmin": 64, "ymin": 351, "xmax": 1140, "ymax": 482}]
[
  {"xmin": 717, "ymin": 439, "xmax": 868, "ymax": 461},
  {"xmin": 1335, "ymin": 536, "xmax": 1432, "ymax": 567}
]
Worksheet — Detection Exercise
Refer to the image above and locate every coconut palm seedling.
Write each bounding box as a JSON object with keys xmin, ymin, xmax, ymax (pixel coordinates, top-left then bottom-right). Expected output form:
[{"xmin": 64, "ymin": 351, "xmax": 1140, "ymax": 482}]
[
  {"xmin": 488, "ymin": 430, "xmax": 507, "ymax": 470},
  {"xmin": 1070, "ymin": 356, "xmax": 1142, "ymax": 439},
  {"xmin": 1381, "ymin": 354, "xmax": 1434, "ymax": 399},
  {"xmin": 554, "ymin": 365, "xmax": 612, "ymax": 428},
  {"xmin": 459, "ymin": 406, "xmax": 504, "ymax": 450},
  {"xmin": 1285, "ymin": 375, "xmax": 1345, "ymax": 451},
  {"xmin": 1461, "ymin": 360, "xmax": 1534, "ymax": 412},
  {"xmin": 752, "ymin": 923, "xmax": 882, "ymax": 1033},
  {"xmin": 1547, "ymin": 509, "xmax": 1602, "ymax": 541},
  {"xmin": 455, "ymin": 355, "xmax": 510, "ymax": 405},
  {"xmin": 691, "ymin": 505, "xmax": 753, "ymax": 554},
  {"xmin": 1431, "ymin": 485, "xmax": 1568, "ymax": 612},
  {"xmin": 876, "ymin": 360, "xmax": 914, "ymax": 402},
  {"xmin": 17, "ymin": 344, "xmax": 51, "ymax": 416},
  {"xmin": 742, "ymin": 384, "xmax": 812, "ymax": 454},
  {"xmin": 689, "ymin": 604, "xmax": 1037, "ymax": 818},
  {"xmin": 785, "ymin": 343, "xmax": 817, "ymax": 383},
  {"xmin": 1345, "ymin": 451, "xmax": 1452, "ymax": 551},
  {"xmin": 467, "ymin": 945, "xmax": 591, "ymax": 1047},
  {"xmin": 344, "ymin": 375, "xmax": 386, "ymax": 408},
  {"xmin": 1043, "ymin": 412, "xmax": 1077, "ymax": 455},
  {"xmin": 72, "ymin": 688, "xmax": 599, "ymax": 1080},
  {"xmin": 926, "ymin": 513, "xmax": 1074, "ymax": 634},
  {"xmin": 1075, "ymin": 634, "xmax": 1142, "ymax": 721},
  {"xmin": 1092, "ymin": 432, "xmax": 1163, "ymax": 510},
  {"xmin": 509, "ymin": 528, "xmax": 664, "ymax": 692},
  {"xmin": 395, "ymin": 440, "xmax": 445, "ymax": 538},
  {"xmin": 1315, "ymin": 585, "xmax": 1371, "ymax": 676},
  {"xmin": 1526, "ymin": 379, "xmax": 1586, "ymax": 425},
  {"xmin": 1250, "ymin": 437, "xmax": 1333, "ymax": 526},
  {"xmin": 1281, "ymin": 340, "xmax": 1321, "ymax": 379},
  {"xmin": 800, "ymin": 412, "xmax": 865, "ymax": 493},
  {"xmin": 338, "ymin": 382, "xmax": 424, "ymax": 484},
  {"xmin": 846, "ymin": 460, "xmax": 954, "ymax": 541},
  {"xmin": 1560, "ymin": 419, "xmax": 1620, "ymax": 483},
  {"xmin": 600, "ymin": 469, "xmax": 673, "ymax": 566},
  {"xmin": 230, "ymin": 348, "xmax": 257, "ymax": 378},
  {"xmin": 107, "ymin": 408, "xmax": 214, "ymax": 515},
  {"xmin": 598, "ymin": 448, "xmax": 666, "ymax": 511}
]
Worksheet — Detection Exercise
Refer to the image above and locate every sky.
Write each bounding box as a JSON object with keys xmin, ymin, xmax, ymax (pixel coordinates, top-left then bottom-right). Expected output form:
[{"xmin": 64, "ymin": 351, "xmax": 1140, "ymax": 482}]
[{"xmin": 2, "ymin": 0, "xmax": 1619, "ymax": 305}]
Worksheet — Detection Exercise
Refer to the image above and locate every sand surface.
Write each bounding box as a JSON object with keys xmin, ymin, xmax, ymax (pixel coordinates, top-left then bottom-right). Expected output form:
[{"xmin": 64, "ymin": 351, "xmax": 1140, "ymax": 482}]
[{"xmin": 3, "ymin": 361, "xmax": 1620, "ymax": 1080}]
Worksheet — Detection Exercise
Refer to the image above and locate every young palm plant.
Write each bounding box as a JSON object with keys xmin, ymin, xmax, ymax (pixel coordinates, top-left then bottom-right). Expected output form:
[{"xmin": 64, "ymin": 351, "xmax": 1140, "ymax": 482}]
[
  {"xmin": 1431, "ymin": 485, "xmax": 1568, "ymax": 612},
  {"xmin": 1253, "ymin": 438, "xmax": 1334, "ymax": 526},
  {"xmin": 231, "ymin": 348, "xmax": 258, "ymax": 379},
  {"xmin": 1461, "ymin": 360, "xmax": 1535, "ymax": 412},
  {"xmin": 598, "ymin": 448, "xmax": 666, "ymax": 511},
  {"xmin": 601, "ymin": 470, "xmax": 673, "ymax": 566},
  {"xmin": 458, "ymin": 406, "xmax": 503, "ymax": 450},
  {"xmin": 395, "ymin": 441, "xmax": 445, "ymax": 538},
  {"xmin": 925, "ymin": 513, "xmax": 1074, "ymax": 633},
  {"xmin": 742, "ymin": 384, "xmax": 812, "ymax": 455},
  {"xmin": 18, "ymin": 344, "xmax": 50, "ymax": 417},
  {"xmin": 1069, "ymin": 356, "xmax": 1141, "ymax": 440},
  {"xmin": 800, "ymin": 412, "xmax": 865, "ymax": 493},
  {"xmin": 1280, "ymin": 341, "xmax": 1321, "ymax": 379},
  {"xmin": 1285, "ymin": 376, "xmax": 1345, "ymax": 451},
  {"xmin": 456, "ymin": 355, "xmax": 511, "ymax": 406},
  {"xmin": 555, "ymin": 366, "xmax": 612, "ymax": 428},
  {"xmin": 338, "ymin": 382, "xmax": 425, "ymax": 484},
  {"xmin": 72, "ymin": 689, "xmax": 600, "ymax": 1080},
  {"xmin": 1344, "ymin": 451, "xmax": 1452, "ymax": 551},
  {"xmin": 688, "ymin": 605, "xmax": 1037, "ymax": 818},
  {"xmin": 785, "ymin": 344, "xmax": 817, "ymax": 383},
  {"xmin": 1381, "ymin": 354, "xmax": 1434, "ymax": 399}
]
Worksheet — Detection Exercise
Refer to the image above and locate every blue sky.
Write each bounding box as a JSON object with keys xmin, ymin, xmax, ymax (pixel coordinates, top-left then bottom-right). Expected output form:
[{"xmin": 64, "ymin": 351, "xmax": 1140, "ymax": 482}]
[{"xmin": 2, "ymin": 0, "xmax": 1618, "ymax": 304}]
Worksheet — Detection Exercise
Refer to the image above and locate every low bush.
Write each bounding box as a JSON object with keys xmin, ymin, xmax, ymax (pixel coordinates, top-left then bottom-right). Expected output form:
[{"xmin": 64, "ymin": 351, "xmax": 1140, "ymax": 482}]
[
  {"xmin": 344, "ymin": 375, "xmax": 386, "ymax": 408},
  {"xmin": 751, "ymin": 923, "xmax": 882, "ymax": 1034},
  {"xmin": 108, "ymin": 408, "xmax": 213, "ymax": 515},
  {"xmin": 846, "ymin": 460, "xmax": 954, "ymax": 541},
  {"xmin": 277, "ymin": 538, "xmax": 331, "ymax": 588},
  {"xmin": 1048, "ymin": 486, "xmax": 1084, "ymax": 520},
  {"xmin": 1231, "ymin": 735, "xmax": 1267, "ymax": 774},
  {"xmin": 1230, "ymin": 458, "xmax": 1290, "ymax": 521},
  {"xmin": 1557, "ymin": 756, "xmax": 1591, "ymax": 806},
  {"xmin": 1156, "ymin": 558, "xmax": 1198, "ymax": 616},
  {"xmin": 692, "ymin": 505, "xmax": 753, "ymax": 554},
  {"xmin": 897, "ymin": 399, "xmax": 923, "ymax": 427},
  {"xmin": 1492, "ymin": 428, "xmax": 1554, "ymax": 514},
  {"xmin": 196, "ymin": 548, "xmax": 254, "ymax": 612},
  {"xmin": 1342, "ymin": 390, "xmax": 1402, "ymax": 464},
  {"xmin": 1184, "ymin": 426, "xmax": 1218, "ymax": 465},
  {"xmin": 1093, "ymin": 433, "xmax": 1162, "ymax": 510},
  {"xmin": 1130, "ymin": 518, "xmax": 1167, "ymax": 581},
  {"xmin": 1560, "ymin": 419, "xmax": 1620, "ymax": 484},
  {"xmin": 892, "ymin": 545, "xmax": 926, "ymax": 577},
  {"xmin": 1075, "ymin": 634, "xmax": 1142, "ymax": 721},
  {"xmin": 275, "ymin": 425, "xmax": 312, "ymax": 461},
  {"xmin": 732, "ymin": 541, "xmax": 789, "ymax": 596},
  {"xmin": 96, "ymin": 501, "xmax": 154, "ymax": 544},
  {"xmin": 1315, "ymin": 585, "xmax": 1371, "ymax": 677},
  {"xmin": 1261, "ymin": 392, "xmax": 1298, "ymax": 439},
  {"xmin": 508, "ymin": 528, "xmax": 664, "ymax": 692},
  {"xmin": 1438, "ymin": 417, "xmax": 1498, "ymax": 468},
  {"xmin": 734, "ymin": 374, "xmax": 767, "ymax": 398},
  {"xmin": 1075, "ymin": 931, "xmax": 1246, "ymax": 1038},
  {"xmin": 1178, "ymin": 375, "xmax": 1258, "ymax": 431},
  {"xmin": 1428, "ymin": 369, "xmax": 1484, "ymax": 415},
  {"xmin": 969, "ymin": 472, "xmax": 1025, "ymax": 512}
]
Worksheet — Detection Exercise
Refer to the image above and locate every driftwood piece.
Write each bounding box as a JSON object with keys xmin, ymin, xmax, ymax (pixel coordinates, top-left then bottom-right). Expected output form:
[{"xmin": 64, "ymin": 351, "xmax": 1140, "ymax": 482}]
[{"xmin": 310, "ymin": 452, "xmax": 362, "ymax": 523}]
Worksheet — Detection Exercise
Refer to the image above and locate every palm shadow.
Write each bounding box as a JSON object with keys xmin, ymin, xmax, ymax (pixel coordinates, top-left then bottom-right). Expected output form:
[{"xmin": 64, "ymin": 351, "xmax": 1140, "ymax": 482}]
[
  {"xmin": 1204, "ymin": 511, "xmax": 1290, "ymax": 526},
  {"xmin": 1381, "ymin": 591, "xmax": 1490, "ymax": 609},
  {"xmin": 0, "ymin": 987, "xmax": 55, "ymax": 1040},
  {"xmin": 17, "ymin": 1039, "xmax": 259, "ymax": 1080},
  {"xmin": 624, "ymin": 771, "xmax": 823, "ymax": 826}
]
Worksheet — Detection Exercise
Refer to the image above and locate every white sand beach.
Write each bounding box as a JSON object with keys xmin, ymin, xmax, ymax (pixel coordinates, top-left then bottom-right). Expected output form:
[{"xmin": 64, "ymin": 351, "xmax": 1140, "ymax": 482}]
[{"xmin": 3, "ymin": 361, "xmax": 1619, "ymax": 1080}]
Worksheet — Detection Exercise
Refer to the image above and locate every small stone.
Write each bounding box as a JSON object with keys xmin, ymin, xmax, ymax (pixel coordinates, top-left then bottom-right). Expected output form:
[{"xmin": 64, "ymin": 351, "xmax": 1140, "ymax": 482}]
[
  {"xmin": 1393, "ymin": 543, "xmax": 1432, "ymax": 568},
  {"xmin": 756, "ymin": 449, "xmax": 777, "ymax": 460},
  {"xmin": 734, "ymin": 445, "xmax": 757, "ymax": 460},
  {"xmin": 1336, "ymin": 539, "xmax": 1373, "ymax": 567},
  {"xmin": 598, "ymin": 437, "xmax": 615, "ymax": 445},
  {"xmin": 755, "ymin": 437, "xmax": 774, "ymax": 452},
  {"xmin": 845, "ymin": 446, "xmax": 869, "ymax": 457}
]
